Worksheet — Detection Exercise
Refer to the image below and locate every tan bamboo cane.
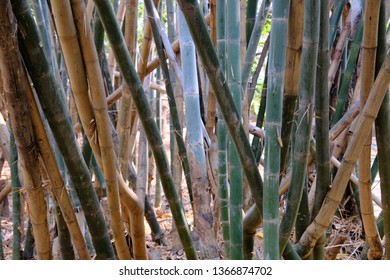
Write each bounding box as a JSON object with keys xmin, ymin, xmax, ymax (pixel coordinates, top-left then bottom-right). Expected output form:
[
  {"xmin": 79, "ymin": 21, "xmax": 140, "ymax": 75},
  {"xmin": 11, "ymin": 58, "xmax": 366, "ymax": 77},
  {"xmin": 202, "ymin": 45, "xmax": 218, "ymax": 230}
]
[
  {"xmin": 70, "ymin": 0, "xmax": 134, "ymax": 260},
  {"xmin": 358, "ymin": 0, "xmax": 382, "ymax": 260}
]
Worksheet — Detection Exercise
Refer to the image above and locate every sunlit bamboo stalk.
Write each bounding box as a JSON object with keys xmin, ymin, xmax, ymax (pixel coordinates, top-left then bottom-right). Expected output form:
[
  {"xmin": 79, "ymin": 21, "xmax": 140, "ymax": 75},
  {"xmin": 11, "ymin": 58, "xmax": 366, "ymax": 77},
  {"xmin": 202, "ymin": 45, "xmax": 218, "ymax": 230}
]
[{"xmin": 358, "ymin": 0, "xmax": 382, "ymax": 260}]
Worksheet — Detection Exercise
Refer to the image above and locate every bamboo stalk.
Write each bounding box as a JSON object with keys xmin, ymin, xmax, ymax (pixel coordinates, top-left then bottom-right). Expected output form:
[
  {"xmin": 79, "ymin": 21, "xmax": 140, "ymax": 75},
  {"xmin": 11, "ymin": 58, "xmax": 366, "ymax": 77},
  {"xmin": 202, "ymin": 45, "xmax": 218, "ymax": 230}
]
[
  {"xmin": 13, "ymin": 0, "xmax": 115, "ymax": 259},
  {"xmin": 279, "ymin": 0, "xmax": 320, "ymax": 255},
  {"xmin": 108, "ymin": 0, "xmax": 126, "ymax": 84},
  {"xmin": 10, "ymin": 131, "xmax": 21, "ymax": 260},
  {"xmin": 0, "ymin": 1, "xmax": 50, "ymax": 259},
  {"xmin": 245, "ymin": 0, "xmax": 258, "ymax": 46},
  {"xmin": 280, "ymin": 0, "xmax": 304, "ymax": 174},
  {"xmin": 70, "ymin": 0, "xmax": 133, "ymax": 260},
  {"xmin": 329, "ymin": 0, "xmax": 348, "ymax": 50},
  {"xmin": 178, "ymin": 8, "xmax": 219, "ymax": 259},
  {"xmin": 312, "ymin": 0, "xmax": 330, "ymax": 260},
  {"xmin": 226, "ymin": 0, "xmax": 243, "ymax": 260},
  {"xmin": 295, "ymin": 49, "xmax": 390, "ymax": 259},
  {"xmin": 358, "ymin": 0, "xmax": 382, "ymax": 260},
  {"xmin": 117, "ymin": 0, "xmax": 138, "ymax": 179},
  {"xmin": 327, "ymin": 10, "xmax": 351, "ymax": 91},
  {"xmin": 263, "ymin": 0, "xmax": 291, "ymax": 259},
  {"xmin": 242, "ymin": 0, "xmax": 271, "ymax": 117},
  {"xmin": 216, "ymin": 0, "xmax": 230, "ymax": 259},
  {"xmin": 93, "ymin": 0, "xmax": 197, "ymax": 260}
]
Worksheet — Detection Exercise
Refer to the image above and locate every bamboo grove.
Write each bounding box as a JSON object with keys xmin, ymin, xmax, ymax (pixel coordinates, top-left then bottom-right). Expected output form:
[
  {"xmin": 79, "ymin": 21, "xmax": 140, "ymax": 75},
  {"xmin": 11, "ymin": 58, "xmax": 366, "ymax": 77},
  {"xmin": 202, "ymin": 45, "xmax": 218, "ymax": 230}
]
[{"xmin": 0, "ymin": 0, "xmax": 390, "ymax": 260}]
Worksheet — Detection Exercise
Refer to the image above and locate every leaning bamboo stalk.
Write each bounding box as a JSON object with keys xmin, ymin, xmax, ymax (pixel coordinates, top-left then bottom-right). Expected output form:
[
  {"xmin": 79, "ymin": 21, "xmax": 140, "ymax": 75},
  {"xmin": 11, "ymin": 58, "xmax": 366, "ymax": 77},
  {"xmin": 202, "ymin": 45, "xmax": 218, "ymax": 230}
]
[
  {"xmin": 242, "ymin": 0, "xmax": 271, "ymax": 115},
  {"xmin": 330, "ymin": 156, "xmax": 381, "ymax": 208},
  {"xmin": 295, "ymin": 49, "xmax": 390, "ymax": 259},
  {"xmin": 358, "ymin": 0, "xmax": 382, "ymax": 260},
  {"xmin": 332, "ymin": 16, "xmax": 363, "ymax": 126},
  {"xmin": 0, "ymin": 182, "xmax": 10, "ymax": 203},
  {"xmin": 329, "ymin": 0, "xmax": 347, "ymax": 49},
  {"xmin": 108, "ymin": 0, "xmax": 125, "ymax": 83},
  {"xmin": 93, "ymin": 0, "xmax": 197, "ymax": 260},
  {"xmin": 13, "ymin": 0, "xmax": 115, "ymax": 259},
  {"xmin": 70, "ymin": 0, "xmax": 133, "ymax": 260},
  {"xmin": 146, "ymin": 1, "xmax": 184, "ymax": 89},
  {"xmin": 327, "ymin": 10, "xmax": 351, "ymax": 91},
  {"xmin": 279, "ymin": 0, "xmax": 320, "ymax": 255},
  {"xmin": 0, "ymin": 1, "xmax": 50, "ymax": 259},
  {"xmin": 24, "ymin": 67, "xmax": 90, "ymax": 260}
]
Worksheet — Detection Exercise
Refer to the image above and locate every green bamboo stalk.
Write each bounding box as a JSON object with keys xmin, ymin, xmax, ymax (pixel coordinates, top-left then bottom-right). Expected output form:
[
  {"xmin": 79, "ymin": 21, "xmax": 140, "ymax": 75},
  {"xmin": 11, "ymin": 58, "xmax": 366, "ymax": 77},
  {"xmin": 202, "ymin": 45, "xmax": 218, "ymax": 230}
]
[
  {"xmin": 247, "ymin": 34, "xmax": 270, "ymax": 111},
  {"xmin": 251, "ymin": 60, "xmax": 268, "ymax": 164},
  {"xmin": 312, "ymin": 0, "xmax": 330, "ymax": 260},
  {"xmin": 93, "ymin": 0, "xmax": 197, "ymax": 260},
  {"xmin": 242, "ymin": 0, "xmax": 271, "ymax": 106},
  {"xmin": 374, "ymin": 0, "xmax": 390, "ymax": 259},
  {"xmin": 329, "ymin": 0, "xmax": 347, "ymax": 50},
  {"xmin": 226, "ymin": 0, "xmax": 243, "ymax": 260},
  {"xmin": 55, "ymin": 206, "xmax": 75, "ymax": 260},
  {"xmin": 143, "ymin": 0, "xmax": 194, "ymax": 209},
  {"xmin": 279, "ymin": 0, "xmax": 320, "ymax": 255},
  {"xmin": 246, "ymin": 0, "xmax": 258, "ymax": 46},
  {"xmin": 178, "ymin": 8, "xmax": 219, "ymax": 259},
  {"xmin": 263, "ymin": 0, "xmax": 291, "ymax": 259},
  {"xmin": 0, "ymin": 1, "xmax": 50, "ymax": 259},
  {"xmin": 331, "ymin": 17, "xmax": 363, "ymax": 126},
  {"xmin": 10, "ymin": 129, "xmax": 21, "ymax": 260},
  {"xmin": 177, "ymin": 4, "xmax": 264, "ymax": 257},
  {"xmin": 295, "ymin": 49, "xmax": 390, "ymax": 259},
  {"xmin": 216, "ymin": 0, "xmax": 230, "ymax": 259},
  {"xmin": 12, "ymin": 0, "xmax": 115, "ymax": 260}
]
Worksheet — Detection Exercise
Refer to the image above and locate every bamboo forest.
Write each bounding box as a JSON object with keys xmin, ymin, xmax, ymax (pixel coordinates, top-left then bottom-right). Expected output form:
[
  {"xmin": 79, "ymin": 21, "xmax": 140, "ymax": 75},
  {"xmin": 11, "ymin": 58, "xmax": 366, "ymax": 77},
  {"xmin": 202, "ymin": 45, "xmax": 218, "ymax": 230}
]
[{"xmin": 0, "ymin": 0, "xmax": 390, "ymax": 261}]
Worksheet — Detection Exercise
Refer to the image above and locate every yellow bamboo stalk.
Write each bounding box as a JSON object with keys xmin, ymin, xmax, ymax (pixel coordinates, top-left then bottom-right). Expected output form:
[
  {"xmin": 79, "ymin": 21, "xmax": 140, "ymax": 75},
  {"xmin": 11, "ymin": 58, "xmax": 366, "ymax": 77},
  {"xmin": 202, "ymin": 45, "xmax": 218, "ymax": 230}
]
[
  {"xmin": 328, "ymin": 10, "xmax": 351, "ymax": 91},
  {"xmin": 108, "ymin": 0, "xmax": 126, "ymax": 84},
  {"xmin": 24, "ymin": 68, "xmax": 90, "ymax": 260},
  {"xmin": 358, "ymin": 0, "xmax": 382, "ymax": 260},
  {"xmin": 118, "ymin": 0, "xmax": 138, "ymax": 178},
  {"xmin": 206, "ymin": 0, "xmax": 217, "ymax": 137},
  {"xmin": 296, "ymin": 49, "xmax": 390, "ymax": 259},
  {"xmin": 71, "ymin": 0, "xmax": 136, "ymax": 260}
]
